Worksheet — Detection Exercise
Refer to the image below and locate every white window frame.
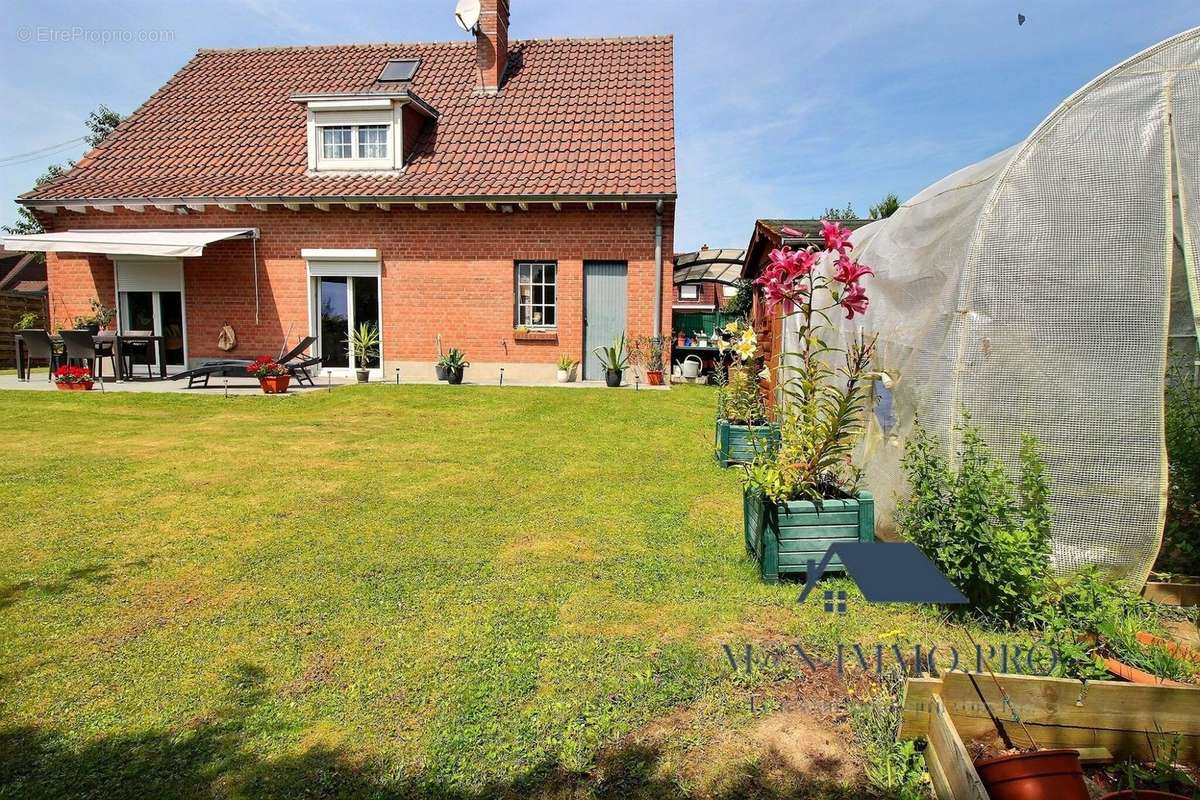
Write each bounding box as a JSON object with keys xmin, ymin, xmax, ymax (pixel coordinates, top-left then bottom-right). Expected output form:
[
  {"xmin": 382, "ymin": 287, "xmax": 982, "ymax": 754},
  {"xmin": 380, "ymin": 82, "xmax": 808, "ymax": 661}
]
[
  {"xmin": 110, "ymin": 256, "xmax": 189, "ymax": 371},
  {"xmin": 307, "ymin": 101, "xmax": 401, "ymax": 172},
  {"xmin": 515, "ymin": 261, "xmax": 557, "ymax": 329},
  {"xmin": 303, "ymin": 250, "xmax": 384, "ymax": 380},
  {"xmin": 679, "ymin": 283, "xmax": 700, "ymax": 301}
]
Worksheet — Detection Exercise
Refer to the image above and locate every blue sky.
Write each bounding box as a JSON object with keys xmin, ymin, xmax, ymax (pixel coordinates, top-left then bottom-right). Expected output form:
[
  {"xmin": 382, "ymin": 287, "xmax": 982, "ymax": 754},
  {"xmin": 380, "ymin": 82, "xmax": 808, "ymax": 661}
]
[{"xmin": 1, "ymin": 0, "xmax": 1197, "ymax": 249}]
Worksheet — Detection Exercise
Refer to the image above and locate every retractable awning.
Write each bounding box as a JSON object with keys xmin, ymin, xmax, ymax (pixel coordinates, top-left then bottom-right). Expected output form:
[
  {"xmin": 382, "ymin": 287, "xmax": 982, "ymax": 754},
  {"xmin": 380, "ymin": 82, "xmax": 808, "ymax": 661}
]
[{"xmin": 1, "ymin": 228, "xmax": 258, "ymax": 258}]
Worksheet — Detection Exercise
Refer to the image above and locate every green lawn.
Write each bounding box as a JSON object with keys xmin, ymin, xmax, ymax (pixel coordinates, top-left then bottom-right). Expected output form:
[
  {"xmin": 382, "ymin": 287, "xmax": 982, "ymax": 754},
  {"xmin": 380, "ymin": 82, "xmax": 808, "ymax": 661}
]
[{"xmin": 0, "ymin": 385, "xmax": 977, "ymax": 799}]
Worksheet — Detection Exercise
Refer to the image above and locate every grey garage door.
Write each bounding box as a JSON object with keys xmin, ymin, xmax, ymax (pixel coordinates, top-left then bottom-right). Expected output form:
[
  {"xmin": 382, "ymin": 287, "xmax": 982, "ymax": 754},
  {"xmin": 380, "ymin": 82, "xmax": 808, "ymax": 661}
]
[{"xmin": 582, "ymin": 261, "xmax": 628, "ymax": 381}]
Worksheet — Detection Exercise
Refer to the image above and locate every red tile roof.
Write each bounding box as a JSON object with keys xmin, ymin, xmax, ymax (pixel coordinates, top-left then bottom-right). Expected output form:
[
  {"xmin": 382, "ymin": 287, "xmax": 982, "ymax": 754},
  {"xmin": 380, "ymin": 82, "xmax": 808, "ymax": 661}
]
[{"xmin": 22, "ymin": 36, "xmax": 675, "ymax": 203}]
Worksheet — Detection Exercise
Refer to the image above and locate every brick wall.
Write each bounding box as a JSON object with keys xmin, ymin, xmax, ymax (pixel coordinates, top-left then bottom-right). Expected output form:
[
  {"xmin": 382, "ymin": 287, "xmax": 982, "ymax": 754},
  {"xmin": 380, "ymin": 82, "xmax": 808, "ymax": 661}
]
[
  {"xmin": 38, "ymin": 202, "xmax": 675, "ymax": 370},
  {"xmin": 0, "ymin": 291, "xmax": 48, "ymax": 368}
]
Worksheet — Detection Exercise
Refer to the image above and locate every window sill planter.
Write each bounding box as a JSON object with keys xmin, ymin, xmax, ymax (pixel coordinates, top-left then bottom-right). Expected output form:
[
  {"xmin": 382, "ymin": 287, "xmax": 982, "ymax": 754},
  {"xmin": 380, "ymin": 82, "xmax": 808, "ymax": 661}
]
[
  {"xmin": 714, "ymin": 419, "xmax": 780, "ymax": 468},
  {"xmin": 55, "ymin": 381, "xmax": 94, "ymax": 391},
  {"xmin": 259, "ymin": 375, "xmax": 290, "ymax": 394},
  {"xmin": 744, "ymin": 489, "xmax": 874, "ymax": 583},
  {"xmin": 513, "ymin": 330, "xmax": 557, "ymax": 343}
]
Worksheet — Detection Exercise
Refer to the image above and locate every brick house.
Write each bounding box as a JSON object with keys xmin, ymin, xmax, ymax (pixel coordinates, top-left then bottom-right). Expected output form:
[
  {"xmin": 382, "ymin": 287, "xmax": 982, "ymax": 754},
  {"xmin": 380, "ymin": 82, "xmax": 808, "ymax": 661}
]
[{"xmin": 4, "ymin": 1, "xmax": 675, "ymax": 382}]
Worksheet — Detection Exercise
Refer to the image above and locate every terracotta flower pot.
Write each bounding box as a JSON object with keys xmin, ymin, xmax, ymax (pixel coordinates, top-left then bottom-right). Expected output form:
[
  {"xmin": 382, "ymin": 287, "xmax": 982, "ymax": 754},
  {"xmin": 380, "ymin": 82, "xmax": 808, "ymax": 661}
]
[
  {"xmin": 55, "ymin": 381, "xmax": 94, "ymax": 391},
  {"xmin": 974, "ymin": 749, "xmax": 1088, "ymax": 800},
  {"xmin": 646, "ymin": 370, "xmax": 664, "ymax": 385},
  {"xmin": 1101, "ymin": 656, "xmax": 1192, "ymax": 687},
  {"xmin": 259, "ymin": 375, "xmax": 291, "ymax": 394},
  {"xmin": 1099, "ymin": 792, "xmax": 1191, "ymax": 800}
]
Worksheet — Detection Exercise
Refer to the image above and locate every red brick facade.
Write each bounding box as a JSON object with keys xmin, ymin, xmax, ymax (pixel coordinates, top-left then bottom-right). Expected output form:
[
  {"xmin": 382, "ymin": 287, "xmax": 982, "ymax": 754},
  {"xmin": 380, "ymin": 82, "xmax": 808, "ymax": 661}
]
[{"xmin": 37, "ymin": 203, "xmax": 674, "ymax": 378}]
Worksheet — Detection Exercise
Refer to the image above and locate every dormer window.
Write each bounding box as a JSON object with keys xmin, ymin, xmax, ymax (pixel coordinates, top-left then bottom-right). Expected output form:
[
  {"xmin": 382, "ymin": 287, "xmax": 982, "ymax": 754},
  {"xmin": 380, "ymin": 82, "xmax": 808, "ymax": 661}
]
[{"xmin": 293, "ymin": 83, "xmax": 439, "ymax": 174}]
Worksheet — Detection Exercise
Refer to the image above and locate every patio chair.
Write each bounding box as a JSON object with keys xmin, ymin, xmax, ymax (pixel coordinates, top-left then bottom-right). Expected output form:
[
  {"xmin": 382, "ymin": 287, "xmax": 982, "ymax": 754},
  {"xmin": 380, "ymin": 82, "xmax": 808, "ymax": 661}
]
[
  {"xmin": 16, "ymin": 329, "xmax": 60, "ymax": 381},
  {"xmin": 60, "ymin": 330, "xmax": 116, "ymax": 380},
  {"xmin": 119, "ymin": 331, "xmax": 156, "ymax": 380},
  {"xmin": 176, "ymin": 336, "xmax": 319, "ymax": 388}
]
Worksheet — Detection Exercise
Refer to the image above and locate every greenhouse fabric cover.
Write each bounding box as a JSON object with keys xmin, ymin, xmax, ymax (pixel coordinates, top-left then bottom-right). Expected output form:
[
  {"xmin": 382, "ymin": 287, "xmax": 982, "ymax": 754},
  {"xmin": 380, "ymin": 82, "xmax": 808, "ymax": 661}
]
[{"xmin": 789, "ymin": 27, "xmax": 1200, "ymax": 582}]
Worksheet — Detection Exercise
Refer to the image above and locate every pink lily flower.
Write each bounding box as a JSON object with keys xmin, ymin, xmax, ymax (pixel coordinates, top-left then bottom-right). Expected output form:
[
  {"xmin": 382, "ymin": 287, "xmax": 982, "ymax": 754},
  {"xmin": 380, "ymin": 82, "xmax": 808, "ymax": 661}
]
[
  {"xmin": 834, "ymin": 254, "xmax": 874, "ymax": 285},
  {"xmin": 820, "ymin": 219, "xmax": 855, "ymax": 253},
  {"xmin": 840, "ymin": 283, "xmax": 869, "ymax": 319}
]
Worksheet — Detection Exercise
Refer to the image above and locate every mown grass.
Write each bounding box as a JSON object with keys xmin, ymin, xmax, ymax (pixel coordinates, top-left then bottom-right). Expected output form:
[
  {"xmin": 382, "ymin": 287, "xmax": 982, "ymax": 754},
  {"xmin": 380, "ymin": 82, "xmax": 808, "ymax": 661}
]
[{"xmin": 0, "ymin": 384, "xmax": 1000, "ymax": 799}]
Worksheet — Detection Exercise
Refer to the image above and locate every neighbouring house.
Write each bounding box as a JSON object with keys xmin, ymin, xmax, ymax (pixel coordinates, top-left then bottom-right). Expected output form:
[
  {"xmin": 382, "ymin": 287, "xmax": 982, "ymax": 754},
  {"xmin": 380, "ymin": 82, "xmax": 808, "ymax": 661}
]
[
  {"xmin": 3, "ymin": 1, "xmax": 676, "ymax": 382},
  {"xmin": 741, "ymin": 219, "xmax": 871, "ymax": 406}
]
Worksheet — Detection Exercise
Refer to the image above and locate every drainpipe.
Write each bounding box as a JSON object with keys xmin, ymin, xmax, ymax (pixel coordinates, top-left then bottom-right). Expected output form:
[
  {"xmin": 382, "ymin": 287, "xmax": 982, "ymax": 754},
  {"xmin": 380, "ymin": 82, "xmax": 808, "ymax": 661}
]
[{"xmin": 654, "ymin": 199, "xmax": 664, "ymax": 335}]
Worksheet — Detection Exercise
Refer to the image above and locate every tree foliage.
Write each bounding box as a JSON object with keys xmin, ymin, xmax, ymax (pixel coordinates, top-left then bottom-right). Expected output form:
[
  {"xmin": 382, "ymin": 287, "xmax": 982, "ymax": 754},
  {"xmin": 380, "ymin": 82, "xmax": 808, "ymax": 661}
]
[
  {"xmin": 3, "ymin": 105, "xmax": 122, "ymax": 237},
  {"xmin": 869, "ymin": 193, "xmax": 900, "ymax": 220}
]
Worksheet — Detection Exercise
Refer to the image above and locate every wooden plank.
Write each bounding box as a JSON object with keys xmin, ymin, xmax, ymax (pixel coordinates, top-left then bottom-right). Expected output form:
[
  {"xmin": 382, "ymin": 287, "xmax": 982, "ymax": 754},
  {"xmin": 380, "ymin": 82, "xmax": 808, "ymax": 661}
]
[
  {"xmin": 899, "ymin": 677, "xmax": 942, "ymax": 739},
  {"xmin": 928, "ymin": 695, "xmax": 989, "ymax": 800},
  {"xmin": 938, "ymin": 672, "xmax": 1200, "ymax": 737},
  {"xmin": 922, "ymin": 727, "xmax": 955, "ymax": 800},
  {"xmin": 1143, "ymin": 580, "xmax": 1200, "ymax": 607},
  {"xmin": 774, "ymin": 511, "xmax": 859, "ymax": 526},
  {"xmin": 947, "ymin": 715, "xmax": 1199, "ymax": 762}
]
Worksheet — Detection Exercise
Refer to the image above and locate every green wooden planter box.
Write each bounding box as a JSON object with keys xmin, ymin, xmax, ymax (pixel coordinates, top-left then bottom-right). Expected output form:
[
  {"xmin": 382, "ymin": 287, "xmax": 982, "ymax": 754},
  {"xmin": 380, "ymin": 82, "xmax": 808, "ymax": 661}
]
[
  {"xmin": 744, "ymin": 489, "xmax": 874, "ymax": 583},
  {"xmin": 714, "ymin": 418, "xmax": 780, "ymax": 468}
]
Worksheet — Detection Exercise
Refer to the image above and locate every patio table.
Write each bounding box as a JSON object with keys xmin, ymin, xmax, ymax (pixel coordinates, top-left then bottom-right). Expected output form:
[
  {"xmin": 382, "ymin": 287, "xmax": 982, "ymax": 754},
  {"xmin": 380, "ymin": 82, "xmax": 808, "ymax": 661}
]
[{"xmin": 14, "ymin": 332, "xmax": 168, "ymax": 382}]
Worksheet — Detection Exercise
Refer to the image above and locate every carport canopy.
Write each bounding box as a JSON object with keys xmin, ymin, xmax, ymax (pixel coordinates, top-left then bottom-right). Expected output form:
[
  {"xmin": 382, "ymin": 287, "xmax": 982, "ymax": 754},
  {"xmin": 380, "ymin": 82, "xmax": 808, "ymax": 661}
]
[
  {"xmin": 673, "ymin": 248, "xmax": 746, "ymax": 285},
  {"xmin": 1, "ymin": 228, "xmax": 258, "ymax": 258}
]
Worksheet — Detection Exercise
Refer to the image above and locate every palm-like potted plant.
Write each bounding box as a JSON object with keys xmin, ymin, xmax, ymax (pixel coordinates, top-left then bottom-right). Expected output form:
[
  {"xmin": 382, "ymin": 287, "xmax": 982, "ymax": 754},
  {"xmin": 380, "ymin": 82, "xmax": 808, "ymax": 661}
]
[
  {"xmin": 349, "ymin": 322, "xmax": 380, "ymax": 384},
  {"xmin": 556, "ymin": 354, "xmax": 577, "ymax": 383},
  {"xmin": 439, "ymin": 348, "xmax": 470, "ymax": 385},
  {"xmin": 741, "ymin": 220, "xmax": 879, "ymax": 582},
  {"xmin": 593, "ymin": 334, "xmax": 628, "ymax": 387}
]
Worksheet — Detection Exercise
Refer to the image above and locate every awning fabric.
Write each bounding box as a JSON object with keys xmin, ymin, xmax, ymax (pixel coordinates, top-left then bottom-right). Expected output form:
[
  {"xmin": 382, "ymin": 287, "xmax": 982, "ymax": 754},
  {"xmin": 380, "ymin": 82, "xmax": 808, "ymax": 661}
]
[{"xmin": 1, "ymin": 228, "xmax": 257, "ymax": 258}]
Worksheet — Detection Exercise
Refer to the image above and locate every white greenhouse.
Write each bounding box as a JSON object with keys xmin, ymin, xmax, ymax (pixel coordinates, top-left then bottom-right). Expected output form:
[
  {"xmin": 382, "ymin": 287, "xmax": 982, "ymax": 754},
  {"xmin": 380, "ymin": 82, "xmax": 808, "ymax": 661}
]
[{"xmin": 811, "ymin": 26, "xmax": 1200, "ymax": 581}]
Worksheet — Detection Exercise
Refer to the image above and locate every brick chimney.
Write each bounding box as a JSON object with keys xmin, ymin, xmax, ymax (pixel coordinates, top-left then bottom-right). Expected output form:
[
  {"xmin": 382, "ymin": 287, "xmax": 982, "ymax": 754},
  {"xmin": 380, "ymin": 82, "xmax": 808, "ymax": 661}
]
[{"xmin": 475, "ymin": 0, "xmax": 509, "ymax": 94}]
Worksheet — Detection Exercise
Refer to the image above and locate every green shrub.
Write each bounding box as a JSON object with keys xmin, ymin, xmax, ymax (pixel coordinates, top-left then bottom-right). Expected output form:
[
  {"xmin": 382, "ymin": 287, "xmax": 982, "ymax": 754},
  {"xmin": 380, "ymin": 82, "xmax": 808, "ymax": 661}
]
[
  {"xmin": 896, "ymin": 420, "xmax": 1052, "ymax": 625},
  {"xmin": 1160, "ymin": 367, "xmax": 1200, "ymax": 575}
]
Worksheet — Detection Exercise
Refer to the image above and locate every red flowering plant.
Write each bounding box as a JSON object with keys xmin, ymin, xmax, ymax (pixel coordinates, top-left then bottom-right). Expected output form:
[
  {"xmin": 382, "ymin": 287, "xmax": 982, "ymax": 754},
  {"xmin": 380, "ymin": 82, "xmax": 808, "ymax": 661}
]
[
  {"xmin": 246, "ymin": 356, "xmax": 289, "ymax": 379},
  {"xmin": 741, "ymin": 220, "xmax": 879, "ymax": 503},
  {"xmin": 53, "ymin": 365, "xmax": 95, "ymax": 384}
]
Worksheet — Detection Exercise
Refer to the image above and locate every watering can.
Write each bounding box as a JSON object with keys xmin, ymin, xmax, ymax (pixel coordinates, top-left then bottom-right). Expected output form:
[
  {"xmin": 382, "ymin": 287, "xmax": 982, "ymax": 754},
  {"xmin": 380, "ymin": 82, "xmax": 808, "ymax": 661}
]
[{"xmin": 680, "ymin": 355, "xmax": 703, "ymax": 379}]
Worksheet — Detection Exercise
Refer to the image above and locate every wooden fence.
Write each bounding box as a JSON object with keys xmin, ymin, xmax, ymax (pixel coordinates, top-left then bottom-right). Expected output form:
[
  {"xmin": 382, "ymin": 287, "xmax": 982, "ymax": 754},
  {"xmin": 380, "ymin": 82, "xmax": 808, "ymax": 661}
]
[{"xmin": 0, "ymin": 291, "xmax": 48, "ymax": 368}]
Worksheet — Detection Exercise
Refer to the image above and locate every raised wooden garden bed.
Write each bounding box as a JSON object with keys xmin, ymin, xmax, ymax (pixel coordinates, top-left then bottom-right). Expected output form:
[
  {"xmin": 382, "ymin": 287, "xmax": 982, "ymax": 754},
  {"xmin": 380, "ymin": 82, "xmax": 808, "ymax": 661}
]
[
  {"xmin": 900, "ymin": 672, "xmax": 1200, "ymax": 800},
  {"xmin": 1143, "ymin": 576, "xmax": 1200, "ymax": 607},
  {"xmin": 714, "ymin": 418, "xmax": 780, "ymax": 467},
  {"xmin": 744, "ymin": 490, "xmax": 874, "ymax": 583}
]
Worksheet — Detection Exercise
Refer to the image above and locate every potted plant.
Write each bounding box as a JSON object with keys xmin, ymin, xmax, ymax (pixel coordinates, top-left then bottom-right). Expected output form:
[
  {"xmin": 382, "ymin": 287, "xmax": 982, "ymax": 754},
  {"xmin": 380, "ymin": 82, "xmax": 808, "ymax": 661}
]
[
  {"xmin": 593, "ymin": 333, "xmax": 628, "ymax": 387},
  {"xmin": 675, "ymin": 330, "xmax": 685, "ymax": 348},
  {"xmin": 53, "ymin": 365, "xmax": 95, "ymax": 391},
  {"xmin": 349, "ymin": 322, "xmax": 380, "ymax": 384},
  {"xmin": 631, "ymin": 335, "xmax": 667, "ymax": 385},
  {"xmin": 73, "ymin": 298, "xmax": 116, "ymax": 334},
  {"xmin": 440, "ymin": 348, "xmax": 470, "ymax": 385},
  {"xmin": 974, "ymin": 749, "xmax": 1089, "ymax": 800},
  {"xmin": 247, "ymin": 356, "xmax": 290, "ymax": 394},
  {"xmin": 741, "ymin": 220, "xmax": 878, "ymax": 583},
  {"xmin": 556, "ymin": 354, "xmax": 577, "ymax": 383},
  {"xmin": 434, "ymin": 334, "xmax": 449, "ymax": 381},
  {"xmin": 714, "ymin": 320, "xmax": 778, "ymax": 467},
  {"xmin": 13, "ymin": 311, "xmax": 41, "ymax": 331}
]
